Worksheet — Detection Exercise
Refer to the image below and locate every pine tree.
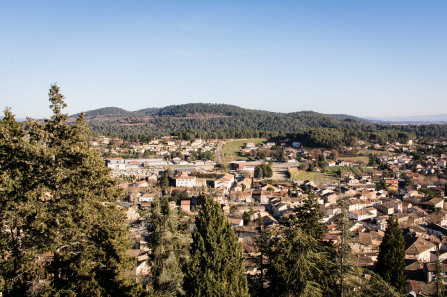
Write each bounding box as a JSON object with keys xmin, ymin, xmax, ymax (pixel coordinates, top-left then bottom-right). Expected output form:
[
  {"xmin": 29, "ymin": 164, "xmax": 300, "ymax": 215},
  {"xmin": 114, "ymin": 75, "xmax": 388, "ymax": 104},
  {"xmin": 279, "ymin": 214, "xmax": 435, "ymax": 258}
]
[
  {"xmin": 281, "ymin": 192, "xmax": 327, "ymax": 240},
  {"xmin": 184, "ymin": 193, "xmax": 249, "ymax": 297},
  {"xmin": 149, "ymin": 196, "xmax": 190, "ymax": 296},
  {"xmin": 375, "ymin": 216, "xmax": 406, "ymax": 294},
  {"xmin": 435, "ymin": 250, "xmax": 444, "ymax": 297},
  {"xmin": 361, "ymin": 272, "xmax": 404, "ymax": 297},
  {"xmin": 0, "ymin": 85, "xmax": 145, "ymax": 296},
  {"xmin": 265, "ymin": 226, "xmax": 332, "ymax": 297}
]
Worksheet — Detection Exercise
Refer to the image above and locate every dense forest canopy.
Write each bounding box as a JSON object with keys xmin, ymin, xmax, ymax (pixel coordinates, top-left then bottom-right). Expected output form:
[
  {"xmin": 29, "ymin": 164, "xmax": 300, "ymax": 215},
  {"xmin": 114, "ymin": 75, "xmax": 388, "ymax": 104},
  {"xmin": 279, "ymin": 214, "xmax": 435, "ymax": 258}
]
[{"xmin": 68, "ymin": 103, "xmax": 447, "ymax": 146}]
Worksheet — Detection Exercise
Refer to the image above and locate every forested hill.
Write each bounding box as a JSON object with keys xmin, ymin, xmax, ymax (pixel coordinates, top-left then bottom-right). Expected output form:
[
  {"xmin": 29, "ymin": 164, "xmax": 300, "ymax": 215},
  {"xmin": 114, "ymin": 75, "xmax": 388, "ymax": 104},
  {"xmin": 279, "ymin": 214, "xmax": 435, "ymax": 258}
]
[{"xmin": 69, "ymin": 103, "xmax": 447, "ymax": 144}]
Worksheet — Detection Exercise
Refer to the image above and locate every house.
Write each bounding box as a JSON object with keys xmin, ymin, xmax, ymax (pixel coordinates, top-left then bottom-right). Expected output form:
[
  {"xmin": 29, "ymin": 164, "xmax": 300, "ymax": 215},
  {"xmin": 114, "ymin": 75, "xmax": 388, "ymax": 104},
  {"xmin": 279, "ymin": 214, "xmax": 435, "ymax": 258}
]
[
  {"xmin": 135, "ymin": 180, "xmax": 148, "ymax": 188},
  {"xmin": 228, "ymin": 218, "xmax": 243, "ymax": 228},
  {"xmin": 407, "ymin": 280, "xmax": 436, "ymax": 296},
  {"xmin": 139, "ymin": 193, "xmax": 154, "ymax": 203},
  {"xmin": 214, "ymin": 174, "xmax": 235, "ymax": 192},
  {"xmin": 175, "ymin": 173, "xmax": 196, "ymax": 188},
  {"xmin": 424, "ymin": 260, "xmax": 447, "ymax": 282},
  {"xmin": 347, "ymin": 210, "xmax": 375, "ymax": 221},
  {"xmin": 421, "ymin": 198, "xmax": 444, "ymax": 209},
  {"xmin": 424, "ymin": 223, "xmax": 447, "ymax": 237},
  {"xmin": 405, "ymin": 237, "xmax": 437, "ymax": 263},
  {"xmin": 384, "ymin": 198, "xmax": 403, "ymax": 213},
  {"xmin": 385, "ymin": 179, "xmax": 399, "ymax": 191},
  {"xmin": 181, "ymin": 200, "xmax": 191, "ymax": 213},
  {"xmin": 375, "ymin": 203, "xmax": 395, "ymax": 215},
  {"xmin": 229, "ymin": 190, "xmax": 253, "ymax": 203},
  {"xmin": 105, "ymin": 157, "xmax": 125, "ymax": 170}
]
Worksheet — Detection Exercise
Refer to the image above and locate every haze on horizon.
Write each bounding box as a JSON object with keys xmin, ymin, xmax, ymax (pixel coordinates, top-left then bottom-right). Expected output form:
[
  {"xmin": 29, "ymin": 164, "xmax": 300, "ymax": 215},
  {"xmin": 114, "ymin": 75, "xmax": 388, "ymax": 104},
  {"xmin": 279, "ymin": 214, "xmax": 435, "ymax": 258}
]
[{"xmin": 1, "ymin": 0, "xmax": 446, "ymax": 119}]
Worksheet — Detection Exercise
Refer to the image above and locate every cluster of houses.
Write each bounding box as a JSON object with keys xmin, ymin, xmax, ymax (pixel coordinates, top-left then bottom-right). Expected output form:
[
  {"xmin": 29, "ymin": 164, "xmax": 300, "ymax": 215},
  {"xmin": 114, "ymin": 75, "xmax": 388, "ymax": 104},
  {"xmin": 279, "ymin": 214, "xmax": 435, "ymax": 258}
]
[
  {"xmin": 93, "ymin": 136, "xmax": 219, "ymax": 160},
  {"xmin": 103, "ymin": 135, "xmax": 447, "ymax": 295}
]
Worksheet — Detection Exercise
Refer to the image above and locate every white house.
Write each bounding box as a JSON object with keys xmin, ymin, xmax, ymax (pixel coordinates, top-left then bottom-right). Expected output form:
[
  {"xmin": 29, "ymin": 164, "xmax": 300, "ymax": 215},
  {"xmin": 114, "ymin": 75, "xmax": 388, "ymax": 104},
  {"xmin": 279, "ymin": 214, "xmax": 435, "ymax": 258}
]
[{"xmin": 175, "ymin": 174, "xmax": 196, "ymax": 188}]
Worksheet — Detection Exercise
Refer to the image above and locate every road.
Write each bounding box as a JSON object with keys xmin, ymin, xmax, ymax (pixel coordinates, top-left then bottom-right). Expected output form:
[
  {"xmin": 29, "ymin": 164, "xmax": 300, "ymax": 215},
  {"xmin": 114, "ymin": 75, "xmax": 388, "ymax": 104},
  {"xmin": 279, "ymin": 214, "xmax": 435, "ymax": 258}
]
[{"xmin": 216, "ymin": 140, "xmax": 224, "ymax": 164}]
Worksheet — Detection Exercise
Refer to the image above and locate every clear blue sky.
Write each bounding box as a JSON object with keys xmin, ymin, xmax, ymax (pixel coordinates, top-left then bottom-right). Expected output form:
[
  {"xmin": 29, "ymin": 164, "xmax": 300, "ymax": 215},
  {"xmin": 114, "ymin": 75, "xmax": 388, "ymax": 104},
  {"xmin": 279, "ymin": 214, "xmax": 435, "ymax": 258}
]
[{"xmin": 1, "ymin": 0, "xmax": 446, "ymax": 118}]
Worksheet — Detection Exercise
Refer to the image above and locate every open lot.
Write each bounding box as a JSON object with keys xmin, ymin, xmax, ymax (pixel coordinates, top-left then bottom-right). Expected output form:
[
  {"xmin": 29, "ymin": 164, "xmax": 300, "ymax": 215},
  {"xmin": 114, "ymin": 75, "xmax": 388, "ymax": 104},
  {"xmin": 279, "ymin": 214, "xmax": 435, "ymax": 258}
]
[
  {"xmin": 221, "ymin": 138, "xmax": 267, "ymax": 163},
  {"xmin": 290, "ymin": 171, "xmax": 339, "ymax": 184},
  {"xmin": 336, "ymin": 156, "xmax": 369, "ymax": 164}
]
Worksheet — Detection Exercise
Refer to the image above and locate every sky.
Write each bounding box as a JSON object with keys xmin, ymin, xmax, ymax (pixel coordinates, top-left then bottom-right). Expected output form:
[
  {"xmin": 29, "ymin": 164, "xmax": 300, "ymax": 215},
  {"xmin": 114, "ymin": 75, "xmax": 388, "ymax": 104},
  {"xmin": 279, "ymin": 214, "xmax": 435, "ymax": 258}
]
[{"xmin": 0, "ymin": 0, "xmax": 446, "ymax": 119}]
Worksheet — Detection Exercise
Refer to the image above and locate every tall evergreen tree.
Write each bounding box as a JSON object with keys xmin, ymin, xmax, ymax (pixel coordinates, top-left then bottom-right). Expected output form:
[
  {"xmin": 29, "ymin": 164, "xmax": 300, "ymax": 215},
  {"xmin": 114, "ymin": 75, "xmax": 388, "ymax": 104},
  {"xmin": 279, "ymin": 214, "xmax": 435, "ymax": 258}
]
[
  {"xmin": 434, "ymin": 250, "xmax": 445, "ymax": 297},
  {"xmin": 0, "ymin": 85, "xmax": 144, "ymax": 296},
  {"xmin": 149, "ymin": 196, "xmax": 190, "ymax": 296},
  {"xmin": 281, "ymin": 192, "xmax": 327, "ymax": 240},
  {"xmin": 184, "ymin": 193, "xmax": 249, "ymax": 297},
  {"xmin": 265, "ymin": 225, "xmax": 333, "ymax": 297},
  {"xmin": 375, "ymin": 216, "xmax": 406, "ymax": 294}
]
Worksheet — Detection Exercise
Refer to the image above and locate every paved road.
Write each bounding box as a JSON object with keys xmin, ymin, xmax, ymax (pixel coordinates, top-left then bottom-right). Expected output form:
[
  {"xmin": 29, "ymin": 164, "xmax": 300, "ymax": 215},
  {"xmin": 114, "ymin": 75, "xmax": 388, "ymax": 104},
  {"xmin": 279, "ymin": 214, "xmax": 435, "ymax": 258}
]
[{"xmin": 216, "ymin": 140, "xmax": 224, "ymax": 164}]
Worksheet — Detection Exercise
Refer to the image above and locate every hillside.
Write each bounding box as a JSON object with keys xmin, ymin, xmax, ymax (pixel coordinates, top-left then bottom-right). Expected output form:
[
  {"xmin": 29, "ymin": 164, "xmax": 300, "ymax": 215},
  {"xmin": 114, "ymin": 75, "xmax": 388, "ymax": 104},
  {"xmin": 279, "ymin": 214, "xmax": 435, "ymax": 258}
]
[
  {"xmin": 70, "ymin": 103, "xmax": 447, "ymax": 142},
  {"xmin": 73, "ymin": 107, "xmax": 135, "ymax": 118}
]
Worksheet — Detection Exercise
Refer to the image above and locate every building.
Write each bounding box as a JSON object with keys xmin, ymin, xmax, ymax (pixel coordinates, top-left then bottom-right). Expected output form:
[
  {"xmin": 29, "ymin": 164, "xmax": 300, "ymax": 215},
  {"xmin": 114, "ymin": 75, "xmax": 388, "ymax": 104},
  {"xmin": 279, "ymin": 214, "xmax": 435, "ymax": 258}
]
[{"xmin": 175, "ymin": 173, "xmax": 196, "ymax": 188}]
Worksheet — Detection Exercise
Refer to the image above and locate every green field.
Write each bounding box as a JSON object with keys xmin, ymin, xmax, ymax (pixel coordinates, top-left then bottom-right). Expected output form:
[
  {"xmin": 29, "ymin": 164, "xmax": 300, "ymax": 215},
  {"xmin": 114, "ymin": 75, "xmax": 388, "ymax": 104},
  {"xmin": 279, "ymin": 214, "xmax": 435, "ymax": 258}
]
[
  {"xmin": 325, "ymin": 166, "xmax": 362, "ymax": 176},
  {"xmin": 335, "ymin": 156, "xmax": 369, "ymax": 164},
  {"xmin": 221, "ymin": 138, "xmax": 267, "ymax": 162},
  {"xmin": 357, "ymin": 149, "xmax": 396, "ymax": 156},
  {"xmin": 290, "ymin": 171, "xmax": 339, "ymax": 183},
  {"xmin": 323, "ymin": 165, "xmax": 376, "ymax": 176}
]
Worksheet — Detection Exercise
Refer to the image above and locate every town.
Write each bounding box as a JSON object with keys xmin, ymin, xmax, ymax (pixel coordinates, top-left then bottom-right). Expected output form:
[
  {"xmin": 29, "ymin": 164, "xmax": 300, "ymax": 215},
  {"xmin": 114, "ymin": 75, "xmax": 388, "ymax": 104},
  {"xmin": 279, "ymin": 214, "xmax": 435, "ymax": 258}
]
[{"xmin": 97, "ymin": 134, "xmax": 447, "ymax": 296}]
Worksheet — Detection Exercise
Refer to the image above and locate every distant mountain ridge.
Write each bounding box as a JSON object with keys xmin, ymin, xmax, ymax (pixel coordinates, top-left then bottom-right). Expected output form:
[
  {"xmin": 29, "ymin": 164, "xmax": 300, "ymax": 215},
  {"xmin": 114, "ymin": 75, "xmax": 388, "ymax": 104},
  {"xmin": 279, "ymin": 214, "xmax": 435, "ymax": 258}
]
[
  {"xmin": 64, "ymin": 103, "xmax": 447, "ymax": 141},
  {"xmin": 366, "ymin": 114, "xmax": 447, "ymax": 124},
  {"xmin": 74, "ymin": 103, "xmax": 373, "ymax": 122}
]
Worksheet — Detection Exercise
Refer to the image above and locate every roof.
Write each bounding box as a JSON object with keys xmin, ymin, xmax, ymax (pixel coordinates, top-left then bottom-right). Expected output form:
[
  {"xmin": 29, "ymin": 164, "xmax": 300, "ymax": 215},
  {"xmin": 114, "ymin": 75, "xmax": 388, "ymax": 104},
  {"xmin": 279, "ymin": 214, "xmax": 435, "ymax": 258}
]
[
  {"xmin": 217, "ymin": 174, "xmax": 234, "ymax": 182},
  {"xmin": 405, "ymin": 237, "xmax": 436, "ymax": 255},
  {"xmin": 426, "ymin": 225, "xmax": 447, "ymax": 239},
  {"xmin": 407, "ymin": 280, "xmax": 436, "ymax": 296},
  {"xmin": 228, "ymin": 218, "xmax": 242, "ymax": 225},
  {"xmin": 422, "ymin": 198, "xmax": 444, "ymax": 206},
  {"xmin": 176, "ymin": 176, "xmax": 196, "ymax": 180}
]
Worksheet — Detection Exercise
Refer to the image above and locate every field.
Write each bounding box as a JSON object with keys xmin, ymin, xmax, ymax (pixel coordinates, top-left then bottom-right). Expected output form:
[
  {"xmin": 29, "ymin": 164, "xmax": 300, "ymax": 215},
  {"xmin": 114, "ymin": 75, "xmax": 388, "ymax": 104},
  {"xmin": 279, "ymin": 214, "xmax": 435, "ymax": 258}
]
[
  {"xmin": 357, "ymin": 149, "xmax": 396, "ymax": 156},
  {"xmin": 290, "ymin": 171, "xmax": 339, "ymax": 184},
  {"xmin": 325, "ymin": 166, "xmax": 363, "ymax": 176},
  {"xmin": 221, "ymin": 138, "xmax": 267, "ymax": 162},
  {"xmin": 335, "ymin": 156, "xmax": 369, "ymax": 164}
]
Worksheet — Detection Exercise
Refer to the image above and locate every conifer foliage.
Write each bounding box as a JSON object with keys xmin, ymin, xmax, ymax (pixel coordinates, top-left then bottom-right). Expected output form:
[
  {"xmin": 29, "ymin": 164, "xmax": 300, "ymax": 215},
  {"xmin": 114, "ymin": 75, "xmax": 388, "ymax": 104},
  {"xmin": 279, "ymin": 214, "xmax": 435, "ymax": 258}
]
[
  {"xmin": 149, "ymin": 196, "xmax": 189, "ymax": 296},
  {"xmin": 0, "ymin": 85, "xmax": 144, "ymax": 296},
  {"xmin": 184, "ymin": 193, "xmax": 249, "ymax": 297},
  {"xmin": 375, "ymin": 216, "xmax": 406, "ymax": 294}
]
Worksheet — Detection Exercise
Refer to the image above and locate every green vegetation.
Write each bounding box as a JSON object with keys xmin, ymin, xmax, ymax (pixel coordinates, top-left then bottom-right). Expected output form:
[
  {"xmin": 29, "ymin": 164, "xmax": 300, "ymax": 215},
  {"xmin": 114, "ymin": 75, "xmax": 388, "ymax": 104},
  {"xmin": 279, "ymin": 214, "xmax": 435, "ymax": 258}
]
[
  {"xmin": 265, "ymin": 226, "xmax": 333, "ymax": 296},
  {"xmin": 290, "ymin": 171, "xmax": 338, "ymax": 183},
  {"xmin": 375, "ymin": 217, "xmax": 406, "ymax": 294},
  {"xmin": 184, "ymin": 193, "xmax": 249, "ymax": 297},
  {"xmin": 0, "ymin": 85, "xmax": 144, "ymax": 296},
  {"xmin": 325, "ymin": 166, "xmax": 363, "ymax": 176},
  {"xmin": 221, "ymin": 138, "xmax": 266, "ymax": 162},
  {"xmin": 149, "ymin": 197, "xmax": 190, "ymax": 296},
  {"xmin": 281, "ymin": 193, "xmax": 327, "ymax": 239},
  {"xmin": 80, "ymin": 103, "xmax": 447, "ymax": 144},
  {"xmin": 264, "ymin": 194, "xmax": 337, "ymax": 296},
  {"xmin": 254, "ymin": 164, "xmax": 273, "ymax": 178}
]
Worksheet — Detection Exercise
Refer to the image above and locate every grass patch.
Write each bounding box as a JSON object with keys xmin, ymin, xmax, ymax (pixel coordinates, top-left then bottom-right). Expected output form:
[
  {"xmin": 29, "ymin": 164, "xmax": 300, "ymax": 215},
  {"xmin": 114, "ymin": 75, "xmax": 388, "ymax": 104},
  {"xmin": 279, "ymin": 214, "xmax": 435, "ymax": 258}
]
[
  {"xmin": 290, "ymin": 171, "xmax": 338, "ymax": 183},
  {"xmin": 357, "ymin": 149, "xmax": 396, "ymax": 156},
  {"xmin": 336, "ymin": 156, "xmax": 369, "ymax": 164},
  {"xmin": 221, "ymin": 138, "xmax": 267, "ymax": 162},
  {"xmin": 325, "ymin": 166, "xmax": 364, "ymax": 176}
]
